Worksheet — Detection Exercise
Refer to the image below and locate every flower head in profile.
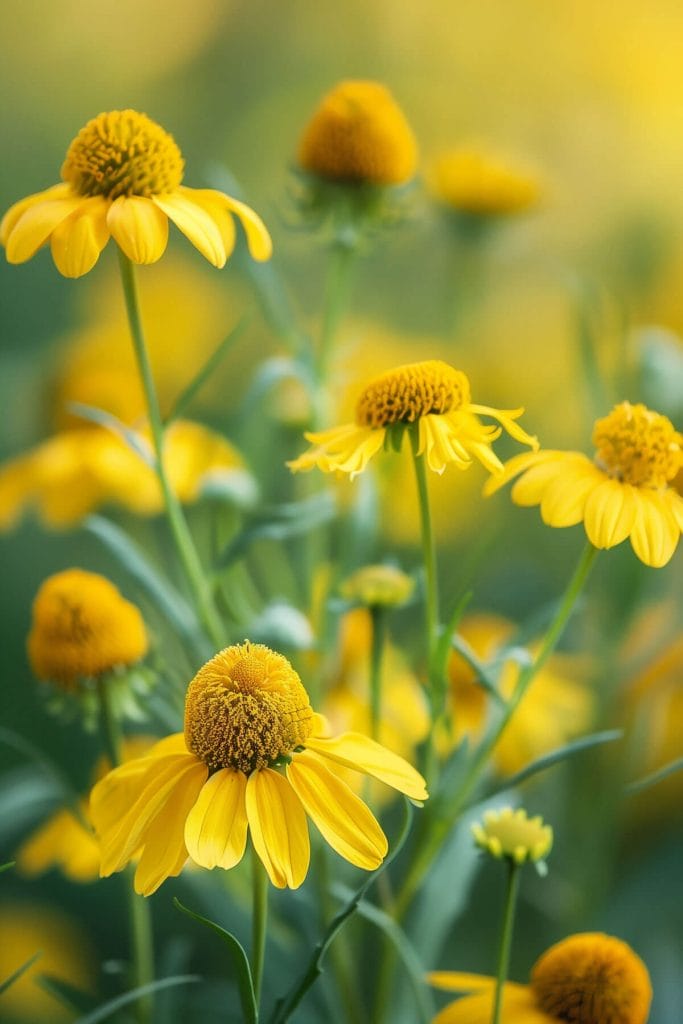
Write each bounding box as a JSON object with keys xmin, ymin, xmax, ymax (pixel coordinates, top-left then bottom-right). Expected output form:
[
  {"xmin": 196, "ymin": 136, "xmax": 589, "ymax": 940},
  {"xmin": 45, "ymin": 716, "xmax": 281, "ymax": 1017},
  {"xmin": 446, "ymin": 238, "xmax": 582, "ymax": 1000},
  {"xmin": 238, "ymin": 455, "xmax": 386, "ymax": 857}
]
[
  {"xmin": 429, "ymin": 146, "xmax": 541, "ymax": 219},
  {"xmin": 90, "ymin": 641, "xmax": 427, "ymax": 895},
  {"xmin": 429, "ymin": 932, "xmax": 652, "ymax": 1024},
  {"xmin": 298, "ymin": 80, "xmax": 417, "ymax": 187},
  {"xmin": 485, "ymin": 400, "xmax": 683, "ymax": 567},
  {"xmin": 472, "ymin": 807, "xmax": 553, "ymax": 866},
  {"xmin": 340, "ymin": 564, "xmax": 415, "ymax": 609},
  {"xmin": 28, "ymin": 569, "xmax": 147, "ymax": 691},
  {"xmin": 1, "ymin": 109, "xmax": 272, "ymax": 277},
  {"xmin": 288, "ymin": 359, "xmax": 538, "ymax": 479}
]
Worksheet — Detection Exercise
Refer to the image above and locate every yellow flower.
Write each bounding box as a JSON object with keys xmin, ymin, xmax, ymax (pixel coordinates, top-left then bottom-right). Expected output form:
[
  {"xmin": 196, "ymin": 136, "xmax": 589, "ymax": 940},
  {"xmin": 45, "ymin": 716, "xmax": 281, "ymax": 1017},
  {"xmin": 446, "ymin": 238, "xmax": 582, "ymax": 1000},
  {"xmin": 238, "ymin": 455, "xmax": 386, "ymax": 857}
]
[
  {"xmin": 339, "ymin": 564, "xmax": 414, "ymax": 608},
  {"xmin": 429, "ymin": 146, "xmax": 541, "ymax": 217},
  {"xmin": 1, "ymin": 109, "xmax": 272, "ymax": 277},
  {"xmin": 28, "ymin": 569, "xmax": 147, "ymax": 689},
  {"xmin": 298, "ymin": 80, "xmax": 418, "ymax": 186},
  {"xmin": 430, "ymin": 932, "xmax": 652, "ymax": 1024},
  {"xmin": 0, "ymin": 419, "xmax": 250, "ymax": 530},
  {"xmin": 446, "ymin": 614, "xmax": 593, "ymax": 776},
  {"xmin": 484, "ymin": 401, "xmax": 683, "ymax": 567},
  {"xmin": 90, "ymin": 641, "xmax": 428, "ymax": 895},
  {"xmin": 288, "ymin": 359, "xmax": 538, "ymax": 479},
  {"xmin": 471, "ymin": 807, "xmax": 552, "ymax": 865}
]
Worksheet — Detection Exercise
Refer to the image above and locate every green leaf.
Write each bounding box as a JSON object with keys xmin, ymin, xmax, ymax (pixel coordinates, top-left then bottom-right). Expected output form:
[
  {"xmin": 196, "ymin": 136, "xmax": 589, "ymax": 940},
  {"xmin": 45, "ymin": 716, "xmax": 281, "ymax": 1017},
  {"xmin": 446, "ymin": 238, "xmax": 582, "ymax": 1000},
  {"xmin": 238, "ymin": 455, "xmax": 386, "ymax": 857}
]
[
  {"xmin": 0, "ymin": 952, "xmax": 41, "ymax": 995},
  {"xmin": 434, "ymin": 590, "xmax": 472, "ymax": 677},
  {"xmin": 269, "ymin": 799, "xmax": 414, "ymax": 1024},
  {"xmin": 84, "ymin": 515, "xmax": 208, "ymax": 659},
  {"xmin": 166, "ymin": 315, "xmax": 251, "ymax": 423},
  {"xmin": 480, "ymin": 729, "xmax": 624, "ymax": 803},
  {"xmin": 72, "ymin": 974, "xmax": 200, "ymax": 1024},
  {"xmin": 0, "ymin": 860, "xmax": 15, "ymax": 874},
  {"xmin": 66, "ymin": 402, "xmax": 155, "ymax": 467},
  {"xmin": 625, "ymin": 755, "xmax": 683, "ymax": 797},
  {"xmin": 242, "ymin": 356, "xmax": 314, "ymax": 412},
  {"xmin": 173, "ymin": 898, "xmax": 257, "ymax": 1024},
  {"xmin": 37, "ymin": 973, "xmax": 96, "ymax": 1014}
]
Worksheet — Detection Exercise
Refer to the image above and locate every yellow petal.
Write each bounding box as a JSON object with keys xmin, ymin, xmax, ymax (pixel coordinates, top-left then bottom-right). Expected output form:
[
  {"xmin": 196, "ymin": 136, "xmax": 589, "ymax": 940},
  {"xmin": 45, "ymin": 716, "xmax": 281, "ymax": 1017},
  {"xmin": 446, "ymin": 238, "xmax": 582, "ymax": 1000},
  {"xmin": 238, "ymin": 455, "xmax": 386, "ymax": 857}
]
[
  {"xmin": 287, "ymin": 751, "xmax": 387, "ymax": 869},
  {"xmin": 186, "ymin": 188, "xmax": 274, "ymax": 261},
  {"xmin": 468, "ymin": 403, "xmax": 539, "ymax": 450},
  {"xmin": 17, "ymin": 809, "xmax": 100, "ymax": 883},
  {"xmin": 427, "ymin": 972, "xmax": 496, "ymax": 993},
  {"xmin": 667, "ymin": 489, "xmax": 683, "ymax": 532},
  {"xmin": 511, "ymin": 459, "xmax": 566, "ymax": 506},
  {"xmin": 147, "ymin": 733, "xmax": 189, "ymax": 758},
  {"xmin": 0, "ymin": 183, "xmax": 72, "ymax": 245},
  {"xmin": 418, "ymin": 416, "xmax": 471, "ymax": 474},
  {"xmin": 107, "ymin": 196, "xmax": 169, "ymax": 264},
  {"xmin": 433, "ymin": 988, "xmax": 551, "ymax": 1024},
  {"xmin": 305, "ymin": 732, "xmax": 428, "ymax": 801},
  {"xmin": 5, "ymin": 195, "xmax": 87, "ymax": 263},
  {"xmin": 539, "ymin": 462, "xmax": 600, "ymax": 527},
  {"xmin": 482, "ymin": 451, "xmax": 561, "ymax": 497},
  {"xmin": 153, "ymin": 192, "xmax": 226, "ymax": 267},
  {"xmin": 583, "ymin": 478, "xmax": 638, "ymax": 548},
  {"xmin": 184, "ymin": 768, "xmax": 248, "ymax": 870},
  {"xmin": 133, "ymin": 759, "xmax": 209, "ymax": 896},
  {"xmin": 50, "ymin": 197, "xmax": 110, "ymax": 277},
  {"xmin": 177, "ymin": 187, "xmax": 237, "ymax": 259},
  {"xmin": 630, "ymin": 489, "xmax": 680, "ymax": 567},
  {"xmin": 287, "ymin": 424, "xmax": 385, "ymax": 478},
  {"xmin": 245, "ymin": 769, "xmax": 309, "ymax": 889}
]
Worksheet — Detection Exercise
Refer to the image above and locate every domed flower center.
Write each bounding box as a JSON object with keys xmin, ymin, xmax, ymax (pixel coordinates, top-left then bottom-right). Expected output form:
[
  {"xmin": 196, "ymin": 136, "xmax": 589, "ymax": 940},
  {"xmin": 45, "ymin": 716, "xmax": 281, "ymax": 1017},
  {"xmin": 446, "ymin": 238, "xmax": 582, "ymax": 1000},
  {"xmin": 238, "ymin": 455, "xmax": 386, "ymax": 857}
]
[
  {"xmin": 593, "ymin": 402, "xmax": 682, "ymax": 488},
  {"xmin": 183, "ymin": 642, "xmax": 314, "ymax": 774},
  {"xmin": 61, "ymin": 110, "xmax": 185, "ymax": 200},
  {"xmin": 472, "ymin": 807, "xmax": 553, "ymax": 865},
  {"xmin": 531, "ymin": 933, "xmax": 652, "ymax": 1024},
  {"xmin": 355, "ymin": 360, "xmax": 470, "ymax": 428}
]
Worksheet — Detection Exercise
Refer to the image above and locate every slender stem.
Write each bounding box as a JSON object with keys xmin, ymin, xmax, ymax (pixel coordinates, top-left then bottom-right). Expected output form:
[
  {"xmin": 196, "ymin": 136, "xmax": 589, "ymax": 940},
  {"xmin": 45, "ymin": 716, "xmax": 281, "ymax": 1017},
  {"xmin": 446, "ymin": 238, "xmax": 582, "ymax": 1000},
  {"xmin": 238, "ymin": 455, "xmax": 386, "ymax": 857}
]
[
  {"xmin": 117, "ymin": 251, "xmax": 224, "ymax": 648},
  {"xmin": 316, "ymin": 238, "xmax": 357, "ymax": 390},
  {"xmin": 251, "ymin": 844, "xmax": 268, "ymax": 1008},
  {"xmin": 491, "ymin": 861, "xmax": 521, "ymax": 1024},
  {"xmin": 369, "ymin": 606, "xmax": 387, "ymax": 741},
  {"xmin": 394, "ymin": 542, "xmax": 599, "ymax": 920},
  {"xmin": 96, "ymin": 682, "xmax": 154, "ymax": 1024}
]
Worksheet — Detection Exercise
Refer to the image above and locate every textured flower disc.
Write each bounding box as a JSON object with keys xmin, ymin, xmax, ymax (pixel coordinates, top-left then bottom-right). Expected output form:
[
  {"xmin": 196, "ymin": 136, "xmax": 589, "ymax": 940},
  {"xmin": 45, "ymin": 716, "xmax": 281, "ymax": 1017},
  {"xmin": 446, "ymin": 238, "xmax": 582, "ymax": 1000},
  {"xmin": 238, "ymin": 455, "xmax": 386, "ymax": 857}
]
[
  {"xmin": 184, "ymin": 642, "xmax": 314, "ymax": 773},
  {"xmin": 593, "ymin": 401, "xmax": 682, "ymax": 488},
  {"xmin": 472, "ymin": 807, "xmax": 553, "ymax": 864},
  {"xmin": 531, "ymin": 932, "xmax": 652, "ymax": 1024},
  {"xmin": 355, "ymin": 360, "xmax": 471, "ymax": 428},
  {"xmin": 61, "ymin": 110, "xmax": 184, "ymax": 200}
]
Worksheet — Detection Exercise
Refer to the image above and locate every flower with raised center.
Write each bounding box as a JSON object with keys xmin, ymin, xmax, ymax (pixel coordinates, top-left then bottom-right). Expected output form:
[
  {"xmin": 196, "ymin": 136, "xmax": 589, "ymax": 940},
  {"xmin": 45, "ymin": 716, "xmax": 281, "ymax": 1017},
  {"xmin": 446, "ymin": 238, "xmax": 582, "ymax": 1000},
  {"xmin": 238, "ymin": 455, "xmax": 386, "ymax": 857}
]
[
  {"xmin": 1, "ymin": 109, "xmax": 272, "ymax": 277},
  {"xmin": 429, "ymin": 932, "xmax": 652, "ymax": 1024},
  {"xmin": 288, "ymin": 359, "xmax": 538, "ymax": 478},
  {"xmin": 429, "ymin": 146, "xmax": 541, "ymax": 218},
  {"xmin": 484, "ymin": 400, "xmax": 683, "ymax": 567},
  {"xmin": 90, "ymin": 641, "xmax": 428, "ymax": 895},
  {"xmin": 339, "ymin": 564, "xmax": 414, "ymax": 608},
  {"xmin": 298, "ymin": 80, "xmax": 417, "ymax": 186},
  {"xmin": 471, "ymin": 807, "xmax": 553, "ymax": 866},
  {"xmin": 28, "ymin": 569, "xmax": 147, "ymax": 690}
]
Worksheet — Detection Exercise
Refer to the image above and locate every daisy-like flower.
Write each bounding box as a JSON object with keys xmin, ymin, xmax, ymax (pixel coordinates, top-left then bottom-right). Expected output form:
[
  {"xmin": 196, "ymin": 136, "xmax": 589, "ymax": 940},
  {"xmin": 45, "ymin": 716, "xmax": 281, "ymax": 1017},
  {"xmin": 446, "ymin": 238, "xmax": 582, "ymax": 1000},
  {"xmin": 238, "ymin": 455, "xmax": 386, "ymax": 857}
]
[
  {"xmin": 471, "ymin": 807, "xmax": 553, "ymax": 867},
  {"xmin": 90, "ymin": 641, "xmax": 427, "ymax": 895},
  {"xmin": 429, "ymin": 146, "xmax": 541, "ymax": 218},
  {"xmin": 429, "ymin": 932, "xmax": 652, "ymax": 1024},
  {"xmin": 287, "ymin": 359, "xmax": 538, "ymax": 478},
  {"xmin": 484, "ymin": 400, "xmax": 683, "ymax": 567},
  {"xmin": 1, "ymin": 109, "xmax": 272, "ymax": 277}
]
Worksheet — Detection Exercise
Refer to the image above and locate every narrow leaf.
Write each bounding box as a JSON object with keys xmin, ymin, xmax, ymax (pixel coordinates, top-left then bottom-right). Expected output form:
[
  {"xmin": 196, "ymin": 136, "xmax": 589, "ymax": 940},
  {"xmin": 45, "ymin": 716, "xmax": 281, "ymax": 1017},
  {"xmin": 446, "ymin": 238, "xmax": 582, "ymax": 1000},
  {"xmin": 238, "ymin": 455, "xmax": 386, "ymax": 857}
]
[
  {"xmin": 626, "ymin": 756, "xmax": 683, "ymax": 797},
  {"xmin": 166, "ymin": 315, "xmax": 250, "ymax": 423},
  {"xmin": 37, "ymin": 973, "xmax": 95, "ymax": 1013},
  {"xmin": 0, "ymin": 860, "xmax": 15, "ymax": 874},
  {"xmin": 173, "ymin": 898, "xmax": 257, "ymax": 1024},
  {"xmin": 66, "ymin": 403, "xmax": 155, "ymax": 467},
  {"xmin": 0, "ymin": 952, "xmax": 41, "ymax": 995},
  {"xmin": 73, "ymin": 974, "xmax": 199, "ymax": 1024}
]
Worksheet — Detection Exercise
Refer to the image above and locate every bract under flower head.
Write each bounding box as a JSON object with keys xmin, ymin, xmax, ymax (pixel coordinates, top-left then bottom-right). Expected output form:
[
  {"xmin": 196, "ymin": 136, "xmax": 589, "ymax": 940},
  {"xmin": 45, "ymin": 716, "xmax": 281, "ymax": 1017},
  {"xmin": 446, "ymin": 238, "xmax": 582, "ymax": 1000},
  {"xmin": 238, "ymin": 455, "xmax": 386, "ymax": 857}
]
[
  {"xmin": 298, "ymin": 80, "xmax": 418, "ymax": 186},
  {"xmin": 472, "ymin": 807, "xmax": 553, "ymax": 865},
  {"xmin": 484, "ymin": 400, "xmax": 683, "ymax": 567},
  {"xmin": 28, "ymin": 568, "xmax": 147, "ymax": 689},
  {"xmin": 1, "ymin": 109, "xmax": 272, "ymax": 276}
]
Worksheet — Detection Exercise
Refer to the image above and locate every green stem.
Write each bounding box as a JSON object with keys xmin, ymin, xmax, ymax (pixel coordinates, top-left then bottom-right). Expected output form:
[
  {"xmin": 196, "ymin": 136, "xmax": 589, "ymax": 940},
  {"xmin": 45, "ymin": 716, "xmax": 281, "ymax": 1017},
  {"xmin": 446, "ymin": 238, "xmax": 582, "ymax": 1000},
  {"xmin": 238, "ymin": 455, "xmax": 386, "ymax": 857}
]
[
  {"xmin": 491, "ymin": 861, "xmax": 521, "ymax": 1024},
  {"xmin": 117, "ymin": 252, "xmax": 224, "ymax": 649},
  {"xmin": 96, "ymin": 682, "xmax": 154, "ymax": 1024},
  {"xmin": 251, "ymin": 844, "xmax": 268, "ymax": 1008},
  {"xmin": 395, "ymin": 542, "xmax": 599, "ymax": 920},
  {"xmin": 369, "ymin": 606, "xmax": 387, "ymax": 741},
  {"xmin": 316, "ymin": 238, "xmax": 357, "ymax": 390}
]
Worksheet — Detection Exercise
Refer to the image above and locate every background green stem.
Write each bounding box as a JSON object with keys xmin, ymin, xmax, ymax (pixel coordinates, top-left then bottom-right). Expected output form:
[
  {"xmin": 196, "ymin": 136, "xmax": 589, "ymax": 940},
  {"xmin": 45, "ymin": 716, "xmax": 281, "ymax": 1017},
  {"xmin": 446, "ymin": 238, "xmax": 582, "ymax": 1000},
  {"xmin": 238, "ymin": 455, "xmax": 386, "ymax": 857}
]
[
  {"xmin": 491, "ymin": 861, "xmax": 521, "ymax": 1024},
  {"xmin": 251, "ymin": 845, "xmax": 268, "ymax": 1008},
  {"xmin": 369, "ymin": 606, "xmax": 387, "ymax": 741}
]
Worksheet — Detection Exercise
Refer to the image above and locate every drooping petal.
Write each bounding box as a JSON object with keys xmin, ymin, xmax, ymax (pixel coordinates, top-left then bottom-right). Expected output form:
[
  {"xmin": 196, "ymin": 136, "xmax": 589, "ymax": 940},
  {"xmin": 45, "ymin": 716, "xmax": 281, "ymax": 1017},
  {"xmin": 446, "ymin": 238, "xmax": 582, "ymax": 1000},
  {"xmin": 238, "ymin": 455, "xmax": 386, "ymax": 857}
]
[
  {"xmin": 133, "ymin": 759, "xmax": 209, "ymax": 895},
  {"xmin": 287, "ymin": 424, "xmax": 385, "ymax": 478},
  {"xmin": 427, "ymin": 972, "xmax": 496, "ymax": 993},
  {"xmin": 107, "ymin": 196, "xmax": 169, "ymax": 264},
  {"xmin": 468, "ymin": 404, "xmax": 539, "ymax": 450},
  {"xmin": 583, "ymin": 478, "xmax": 638, "ymax": 549},
  {"xmin": 482, "ymin": 450, "xmax": 561, "ymax": 497},
  {"xmin": 287, "ymin": 751, "xmax": 387, "ymax": 869},
  {"xmin": 630, "ymin": 489, "xmax": 680, "ymax": 567},
  {"xmin": 177, "ymin": 188, "xmax": 237, "ymax": 261},
  {"xmin": 222, "ymin": 192, "xmax": 273, "ymax": 261},
  {"xmin": 184, "ymin": 768, "xmax": 248, "ymax": 870},
  {"xmin": 5, "ymin": 195, "xmax": 88, "ymax": 263},
  {"xmin": 152, "ymin": 192, "xmax": 226, "ymax": 267},
  {"xmin": 538, "ymin": 461, "xmax": 600, "ymax": 526},
  {"xmin": 245, "ymin": 769, "xmax": 310, "ymax": 889},
  {"xmin": 667, "ymin": 489, "xmax": 683, "ymax": 532},
  {"xmin": 0, "ymin": 183, "xmax": 73, "ymax": 245},
  {"xmin": 305, "ymin": 732, "xmax": 428, "ymax": 801},
  {"xmin": 50, "ymin": 197, "xmax": 110, "ymax": 277},
  {"xmin": 433, "ymin": 988, "xmax": 551, "ymax": 1024},
  {"xmin": 418, "ymin": 415, "xmax": 472, "ymax": 474}
]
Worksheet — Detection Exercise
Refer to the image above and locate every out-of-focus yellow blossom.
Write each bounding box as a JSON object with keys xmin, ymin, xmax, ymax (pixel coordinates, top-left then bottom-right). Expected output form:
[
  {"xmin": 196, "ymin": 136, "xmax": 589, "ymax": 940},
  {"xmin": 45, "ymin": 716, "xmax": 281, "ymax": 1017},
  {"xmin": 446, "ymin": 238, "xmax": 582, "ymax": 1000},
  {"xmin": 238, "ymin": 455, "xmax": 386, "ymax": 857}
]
[
  {"xmin": 446, "ymin": 614, "xmax": 592, "ymax": 775},
  {"xmin": 0, "ymin": 903, "xmax": 96, "ymax": 1023},
  {"xmin": 472, "ymin": 807, "xmax": 553, "ymax": 865},
  {"xmin": 485, "ymin": 401, "xmax": 683, "ymax": 568},
  {"xmin": 429, "ymin": 146, "xmax": 541, "ymax": 218},
  {"xmin": 1, "ymin": 109, "xmax": 271, "ymax": 277},
  {"xmin": 340, "ymin": 564, "xmax": 414, "ymax": 608},
  {"xmin": 430, "ymin": 932, "xmax": 652, "ymax": 1024},
  {"xmin": 298, "ymin": 80, "xmax": 418, "ymax": 186},
  {"xmin": 28, "ymin": 569, "xmax": 147, "ymax": 689},
  {"xmin": 0, "ymin": 419, "xmax": 250, "ymax": 529}
]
